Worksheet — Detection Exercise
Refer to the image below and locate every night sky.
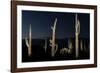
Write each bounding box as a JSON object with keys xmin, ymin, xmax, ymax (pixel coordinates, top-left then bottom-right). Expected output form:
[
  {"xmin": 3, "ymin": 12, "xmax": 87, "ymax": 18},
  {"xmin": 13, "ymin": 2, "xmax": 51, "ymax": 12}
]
[{"xmin": 22, "ymin": 10, "xmax": 90, "ymax": 39}]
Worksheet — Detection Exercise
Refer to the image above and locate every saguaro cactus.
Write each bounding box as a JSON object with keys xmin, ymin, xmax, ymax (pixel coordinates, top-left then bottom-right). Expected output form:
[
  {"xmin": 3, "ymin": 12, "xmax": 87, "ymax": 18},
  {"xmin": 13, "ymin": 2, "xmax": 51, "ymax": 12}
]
[
  {"xmin": 68, "ymin": 38, "xmax": 73, "ymax": 53},
  {"xmin": 75, "ymin": 14, "xmax": 80, "ymax": 58},
  {"xmin": 49, "ymin": 18, "xmax": 58, "ymax": 57},
  {"xmin": 80, "ymin": 40, "xmax": 83, "ymax": 51},
  {"xmin": 25, "ymin": 24, "xmax": 32, "ymax": 56},
  {"xmin": 44, "ymin": 38, "xmax": 47, "ymax": 53},
  {"xmin": 84, "ymin": 40, "xmax": 86, "ymax": 51}
]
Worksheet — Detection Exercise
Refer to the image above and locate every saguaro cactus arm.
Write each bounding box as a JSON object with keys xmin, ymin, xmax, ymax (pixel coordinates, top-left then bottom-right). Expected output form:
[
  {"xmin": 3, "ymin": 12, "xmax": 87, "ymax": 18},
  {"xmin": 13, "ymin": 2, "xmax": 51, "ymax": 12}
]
[
  {"xmin": 77, "ymin": 19, "xmax": 80, "ymax": 34},
  {"xmin": 51, "ymin": 26, "xmax": 53, "ymax": 30},
  {"xmin": 53, "ymin": 18, "xmax": 57, "ymax": 29},
  {"xmin": 55, "ymin": 44, "xmax": 58, "ymax": 54},
  {"xmin": 75, "ymin": 14, "xmax": 80, "ymax": 34},
  {"xmin": 25, "ymin": 37, "xmax": 29, "ymax": 48},
  {"xmin": 49, "ymin": 39, "xmax": 52, "ymax": 43}
]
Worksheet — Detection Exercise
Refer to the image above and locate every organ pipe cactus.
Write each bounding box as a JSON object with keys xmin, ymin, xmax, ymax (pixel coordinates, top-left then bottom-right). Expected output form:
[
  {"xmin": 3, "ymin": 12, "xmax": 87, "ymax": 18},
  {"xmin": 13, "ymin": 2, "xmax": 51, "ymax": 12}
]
[
  {"xmin": 25, "ymin": 24, "xmax": 32, "ymax": 56},
  {"xmin": 75, "ymin": 14, "xmax": 80, "ymax": 58},
  {"xmin": 49, "ymin": 18, "xmax": 58, "ymax": 57}
]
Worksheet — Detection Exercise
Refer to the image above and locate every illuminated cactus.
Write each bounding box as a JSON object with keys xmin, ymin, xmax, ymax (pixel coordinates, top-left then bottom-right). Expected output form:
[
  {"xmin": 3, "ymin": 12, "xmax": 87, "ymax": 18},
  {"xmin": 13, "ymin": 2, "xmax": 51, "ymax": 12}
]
[
  {"xmin": 44, "ymin": 38, "xmax": 47, "ymax": 53},
  {"xmin": 80, "ymin": 40, "xmax": 83, "ymax": 51},
  {"xmin": 84, "ymin": 40, "xmax": 86, "ymax": 51},
  {"xmin": 60, "ymin": 39, "xmax": 73, "ymax": 55},
  {"xmin": 25, "ymin": 24, "xmax": 32, "ymax": 56},
  {"xmin": 68, "ymin": 38, "xmax": 73, "ymax": 53},
  {"xmin": 49, "ymin": 18, "xmax": 58, "ymax": 57},
  {"xmin": 75, "ymin": 14, "xmax": 80, "ymax": 58},
  {"xmin": 60, "ymin": 48, "xmax": 69, "ymax": 55}
]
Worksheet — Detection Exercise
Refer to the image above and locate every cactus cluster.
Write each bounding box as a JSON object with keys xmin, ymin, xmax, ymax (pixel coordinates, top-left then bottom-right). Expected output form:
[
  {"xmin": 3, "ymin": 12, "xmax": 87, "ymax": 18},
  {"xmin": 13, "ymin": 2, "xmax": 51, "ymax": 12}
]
[
  {"xmin": 60, "ymin": 39, "xmax": 73, "ymax": 55},
  {"xmin": 60, "ymin": 47, "xmax": 72, "ymax": 55},
  {"xmin": 24, "ymin": 14, "xmax": 88, "ymax": 59}
]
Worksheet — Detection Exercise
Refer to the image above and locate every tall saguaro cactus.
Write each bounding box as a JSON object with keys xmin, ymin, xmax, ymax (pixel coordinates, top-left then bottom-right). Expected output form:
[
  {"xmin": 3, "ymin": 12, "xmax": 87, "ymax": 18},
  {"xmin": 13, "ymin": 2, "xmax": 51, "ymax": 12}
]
[
  {"xmin": 25, "ymin": 24, "xmax": 32, "ymax": 56},
  {"xmin": 75, "ymin": 14, "xmax": 80, "ymax": 58},
  {"xmin": 49, "ymin": 18, "xmax": 58, "ymax": 57}
]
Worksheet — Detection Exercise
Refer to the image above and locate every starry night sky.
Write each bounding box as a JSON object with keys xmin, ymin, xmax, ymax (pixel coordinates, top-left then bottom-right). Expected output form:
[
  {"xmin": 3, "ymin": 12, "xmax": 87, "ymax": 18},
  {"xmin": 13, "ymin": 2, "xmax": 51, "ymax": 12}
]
[{"xmin": 22, "ymin": 10, "xmax": 90, "ymax": 39}]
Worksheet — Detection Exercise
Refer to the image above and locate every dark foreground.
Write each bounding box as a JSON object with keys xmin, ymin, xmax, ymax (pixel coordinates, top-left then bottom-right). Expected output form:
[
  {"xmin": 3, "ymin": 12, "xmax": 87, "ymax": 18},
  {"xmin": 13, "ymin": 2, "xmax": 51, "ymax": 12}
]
[{"xmin": 22, "ymin": 38, "xmax": 90, "ymax": 62}]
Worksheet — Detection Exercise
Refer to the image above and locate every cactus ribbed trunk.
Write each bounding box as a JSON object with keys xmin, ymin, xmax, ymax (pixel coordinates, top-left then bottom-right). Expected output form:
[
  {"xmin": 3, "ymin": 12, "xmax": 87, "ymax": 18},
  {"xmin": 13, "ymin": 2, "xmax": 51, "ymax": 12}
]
[
  {"xmin": 75, "ymin": 34, "xmax": 78, "ymax": 58},
  {"xmin": 25, "ymin": 24, "xmax": 32, "ymax": 56},
  {"xmin": 75, "ymin": 14, "xmax": 80, "ymax": 58},
  {"xmin": 50, "ymin": 18, "xmax": 58, "ymax": 57}
]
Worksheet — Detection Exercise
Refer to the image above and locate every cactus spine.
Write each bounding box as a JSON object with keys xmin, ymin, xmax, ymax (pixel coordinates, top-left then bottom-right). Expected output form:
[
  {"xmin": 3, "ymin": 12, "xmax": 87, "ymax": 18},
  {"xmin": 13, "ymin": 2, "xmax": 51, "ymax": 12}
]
[
  {"xmin": 25, "ymin": 24, "xmax": 32, "ymax": 56},
  {"xmin": 49, "ymin": 18, "xmax": 58, "ymax": 57},
  {"xmin": 75, "ymin": 14, "xmax": 80, "ymax": 58}
]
